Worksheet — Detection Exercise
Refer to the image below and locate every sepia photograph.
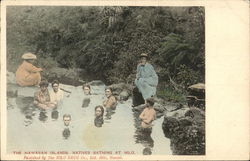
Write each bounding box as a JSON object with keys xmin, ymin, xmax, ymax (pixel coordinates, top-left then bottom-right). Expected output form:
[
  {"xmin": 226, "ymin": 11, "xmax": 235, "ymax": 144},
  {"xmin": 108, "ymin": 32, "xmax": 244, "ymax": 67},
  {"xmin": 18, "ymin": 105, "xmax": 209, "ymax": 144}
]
[{"xmin": 5, "ymin": 5, "xmax": 205, "ymax": 157}]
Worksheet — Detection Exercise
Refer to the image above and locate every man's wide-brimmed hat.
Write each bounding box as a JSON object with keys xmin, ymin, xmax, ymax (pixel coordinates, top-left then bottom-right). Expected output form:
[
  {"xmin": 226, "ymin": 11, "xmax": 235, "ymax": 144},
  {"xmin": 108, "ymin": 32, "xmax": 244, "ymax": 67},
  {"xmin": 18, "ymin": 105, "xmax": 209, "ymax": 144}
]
[
  {"xmin": 140, "ymin": 53, "xmax": 148, "ymax": 58},
  {"xmin": 22, "ymin": 53, "xmax": 37, "ymax": 60}
]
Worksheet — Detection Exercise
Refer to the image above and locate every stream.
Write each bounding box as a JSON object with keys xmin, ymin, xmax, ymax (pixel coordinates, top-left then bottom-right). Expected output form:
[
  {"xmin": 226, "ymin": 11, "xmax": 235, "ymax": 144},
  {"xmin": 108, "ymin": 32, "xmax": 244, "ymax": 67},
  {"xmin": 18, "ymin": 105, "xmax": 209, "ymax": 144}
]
[{"xmin": 7, "ymin": 83, "xmax": 172, "ymax": 155}]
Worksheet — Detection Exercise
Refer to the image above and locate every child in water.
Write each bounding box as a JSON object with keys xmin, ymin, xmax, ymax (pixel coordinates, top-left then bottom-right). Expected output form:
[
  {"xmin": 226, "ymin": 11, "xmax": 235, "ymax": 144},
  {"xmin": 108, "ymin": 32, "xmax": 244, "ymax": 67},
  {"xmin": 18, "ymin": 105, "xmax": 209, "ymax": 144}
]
[
  {"xmin": 139, "ymin": 98, "xmax": 156, "ymax": 129},
  {"xmin": 63, "ymin": 114, "xmax": 71, "ymax": 127}
]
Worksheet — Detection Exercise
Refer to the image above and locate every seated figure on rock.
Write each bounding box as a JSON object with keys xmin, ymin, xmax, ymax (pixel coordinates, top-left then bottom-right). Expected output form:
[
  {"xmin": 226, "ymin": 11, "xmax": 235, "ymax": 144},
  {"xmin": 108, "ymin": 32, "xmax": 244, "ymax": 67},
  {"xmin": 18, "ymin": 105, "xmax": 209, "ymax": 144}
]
[
  {"xmin": 16, "ymin": 53, "xmax": 43, "ymax": 86},
  {"xmin": 133, "ymin": 53, "xmax": 158, "ymax": 106}
]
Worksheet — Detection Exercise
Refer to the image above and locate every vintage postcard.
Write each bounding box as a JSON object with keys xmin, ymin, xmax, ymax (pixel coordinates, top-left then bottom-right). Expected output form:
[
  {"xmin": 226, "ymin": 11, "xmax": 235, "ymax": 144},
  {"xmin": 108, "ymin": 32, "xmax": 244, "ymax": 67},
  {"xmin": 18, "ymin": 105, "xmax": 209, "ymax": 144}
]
[{"xmin": 1, "ymin": 0, "xmax": 249, "ymax": 160}]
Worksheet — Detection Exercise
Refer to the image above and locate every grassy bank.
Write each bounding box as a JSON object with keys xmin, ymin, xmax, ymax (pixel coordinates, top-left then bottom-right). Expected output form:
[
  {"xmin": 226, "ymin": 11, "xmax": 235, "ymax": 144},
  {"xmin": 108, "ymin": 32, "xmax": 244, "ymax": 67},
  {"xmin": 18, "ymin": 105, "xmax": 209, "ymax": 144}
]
[{"xmin": 157, "ymin": 86, "xmax": 187, "ymax": 103}]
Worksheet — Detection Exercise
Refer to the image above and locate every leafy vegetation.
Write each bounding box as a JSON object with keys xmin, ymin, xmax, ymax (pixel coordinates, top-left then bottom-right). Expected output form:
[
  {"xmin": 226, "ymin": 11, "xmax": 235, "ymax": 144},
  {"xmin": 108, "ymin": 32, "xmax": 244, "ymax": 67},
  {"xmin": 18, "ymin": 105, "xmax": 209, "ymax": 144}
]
[{"xmin": 7, "ymin": 6, "xmax": 205, "ymax": 100}]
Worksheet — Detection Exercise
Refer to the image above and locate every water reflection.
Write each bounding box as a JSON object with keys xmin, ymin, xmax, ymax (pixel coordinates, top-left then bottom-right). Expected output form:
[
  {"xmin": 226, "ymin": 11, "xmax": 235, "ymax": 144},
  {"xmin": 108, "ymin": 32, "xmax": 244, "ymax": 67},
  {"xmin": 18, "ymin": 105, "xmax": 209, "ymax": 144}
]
[
  {"xmin": 82, "ymin": 97, "xmax": 90, "ymax": 108},
  {"xmin": 39, "ymin": 111, "xmax": 48, "ymax": 122},
  {"xmin": 24, "ymin": 114, "xmax": 33, "ymax": 126},
  {"xmin": 143, "ymin": 147, "xmax": 152, "ymax": 155},
  {"xmin": 104, "ymin": 108, "xmax": 115, "ymax": 120},
  {"xmin": 62, "ymin": 128, "xmax": 71, "ymax": 139},
  {"xmin": 7, "ymin": 84, "xmax": 172, "ymax": 154},
  {"xmin": 51, "ymin": 110, "xmax": 59, "ymax": 121},
  {"xmin": 16, "ymin": 97, "xmax": 37, "ymax": 126},
  {"xmin": 94, "ymin": 117, "xmax": 104, "ymax": 127},
  {"xmin": 7, "ymin": 98, "xmax": 16, "ymax": 109},
  {"xmin": 16, "ymin": 97, "xmax": 34, "ymax": 113}
]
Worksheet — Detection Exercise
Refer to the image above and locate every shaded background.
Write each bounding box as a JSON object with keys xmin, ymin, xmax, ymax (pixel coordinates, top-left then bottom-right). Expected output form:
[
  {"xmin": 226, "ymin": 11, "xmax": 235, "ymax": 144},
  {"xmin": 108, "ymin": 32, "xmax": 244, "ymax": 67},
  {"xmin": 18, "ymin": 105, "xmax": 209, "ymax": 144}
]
[{"xmin": 6, "ymin": 6, "xmax": 205, "ymax": 102}]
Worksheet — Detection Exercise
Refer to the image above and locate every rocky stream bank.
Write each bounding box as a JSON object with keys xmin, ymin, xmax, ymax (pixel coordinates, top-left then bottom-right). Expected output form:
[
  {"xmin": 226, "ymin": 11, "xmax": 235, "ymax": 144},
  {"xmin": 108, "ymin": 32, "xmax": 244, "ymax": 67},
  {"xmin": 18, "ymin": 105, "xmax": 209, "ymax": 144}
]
[{"xmin": 7, "ymin": 67, "xmax": 205, "ymax": 155}]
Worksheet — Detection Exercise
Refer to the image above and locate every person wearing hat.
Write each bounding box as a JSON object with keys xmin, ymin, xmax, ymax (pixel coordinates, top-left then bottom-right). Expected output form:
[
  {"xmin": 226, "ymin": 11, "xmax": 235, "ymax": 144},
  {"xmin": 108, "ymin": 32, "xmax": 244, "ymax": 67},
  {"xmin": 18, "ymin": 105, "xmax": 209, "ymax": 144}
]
[
  {"xmin": 16, "ymin": 53, "xmax": 43, "ymax": 86},
  {"xmin": 133, "ymin": 53, "xmax": 158, "ymax": 106}
]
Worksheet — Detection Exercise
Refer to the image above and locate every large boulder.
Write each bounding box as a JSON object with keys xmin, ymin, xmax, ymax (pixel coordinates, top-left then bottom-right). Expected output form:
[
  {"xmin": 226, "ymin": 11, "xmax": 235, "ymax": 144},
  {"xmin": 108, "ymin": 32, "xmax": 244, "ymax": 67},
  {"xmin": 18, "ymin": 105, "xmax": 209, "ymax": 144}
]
[
  {"xmin": 162, "ymin": 107, "xmax": 205, "ymax": 155},
  {"xmin": 119, "ymin": 90, "xmax": 130, "ymax": 101},
  {"xmin": 162, "ymin": 116, "xmax": 179, "ymax": 138},
  {"xmin": 187, "ymin": 83, "xmax": 205, "ymax": 109},
  {"xmin": 154, "ymin": 103, "xmax": 166, "ymax": 113},
  {"xmin": 108, "ymin": 83, "xmax": 132, "ymax": 101},
  {"xmin": 132, "ymin": 104, "xmax": 145, "ymax": 112},
  {"xmin": 43, "ymin": 67, "xmax": 86, "ymax": 86},
  {"xmin": 109, "ymin": 83, "xmax": 132, "ymax": 94},
  {"xmin": 165, "ymin": 107, "xmax": 190, "ymax": 118},
  {"xmin": 153, "ymin": 103, "xmax": 166, "ymax": 118}
]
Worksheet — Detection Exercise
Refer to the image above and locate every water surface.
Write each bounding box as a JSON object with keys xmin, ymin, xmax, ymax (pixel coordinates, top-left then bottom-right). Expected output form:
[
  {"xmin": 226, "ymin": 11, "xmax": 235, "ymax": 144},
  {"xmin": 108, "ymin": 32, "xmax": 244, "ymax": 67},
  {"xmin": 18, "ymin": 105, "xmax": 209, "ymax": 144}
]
[{"xmin": 7, "ymin": 84, "xmax": 172, "ymax": 155}]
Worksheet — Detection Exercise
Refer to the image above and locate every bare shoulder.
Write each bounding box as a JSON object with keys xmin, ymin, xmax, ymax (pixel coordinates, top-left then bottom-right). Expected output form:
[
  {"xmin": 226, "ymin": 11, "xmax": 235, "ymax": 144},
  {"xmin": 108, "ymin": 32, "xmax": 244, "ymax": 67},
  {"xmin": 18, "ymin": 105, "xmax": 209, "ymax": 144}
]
[{"xmin": 111, "ymin": 96, "xmax": 117, "ymax": 101}]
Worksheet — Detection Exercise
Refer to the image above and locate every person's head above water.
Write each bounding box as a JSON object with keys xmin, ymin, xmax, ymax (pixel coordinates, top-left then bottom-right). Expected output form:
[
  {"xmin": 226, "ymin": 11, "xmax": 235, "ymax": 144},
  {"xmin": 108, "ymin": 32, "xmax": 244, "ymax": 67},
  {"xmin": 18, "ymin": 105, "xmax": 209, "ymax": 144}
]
[
  {"xmin": 105, "ymin": 87, "xmax": 113, "ymax": 98},
  {"xmin": 39, "ymin": 80, "xmax": 49, "ymax": 92},
  {"xmin": 140, "ymin": 53, "xmax": 148, "ymax": 65},
  {"xmin": 63, "ymin": 114, "xmax": 71, "ymax": 126},
  {"xmin": 145, "ymin": 97, "xmax": 155, "ymax": 107},
  {"xmin": 83, "ymin": 84, "xmax": 91, "ymax": 95},
  {"xmin": 52, "ymin": 80, "xmax": 60, "ymax": 93},
  {"xmin": 95, "ymin": 105, "xmax": 104, "ymax": 117}
]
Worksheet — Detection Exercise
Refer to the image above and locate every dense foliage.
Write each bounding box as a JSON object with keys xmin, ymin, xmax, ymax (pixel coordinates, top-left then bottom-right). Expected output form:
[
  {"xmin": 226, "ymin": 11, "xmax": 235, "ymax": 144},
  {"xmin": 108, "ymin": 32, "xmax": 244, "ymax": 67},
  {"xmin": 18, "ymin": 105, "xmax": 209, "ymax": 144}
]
[{"xmin": 7, "ymin": 6, "xmax": 205, "ymax": 90}]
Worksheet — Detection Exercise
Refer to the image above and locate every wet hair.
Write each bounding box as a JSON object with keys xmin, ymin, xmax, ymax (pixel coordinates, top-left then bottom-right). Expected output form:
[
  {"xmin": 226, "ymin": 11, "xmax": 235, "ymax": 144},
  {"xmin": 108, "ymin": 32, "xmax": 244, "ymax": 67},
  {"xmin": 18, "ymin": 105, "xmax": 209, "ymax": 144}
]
[
  {"xmin": 82, "ymin": 84, "xmax": 91, "ymax": 90},
  {"xmin": 82, "ymin": 84, "xmax": 91, "ymax": 95},
  {"xmin": 39, "ymin": 80, "xmax": 49, "ymax": 87},
  {"xmin": 105, "ymin": 87, "xmax": 113, "ymax": 93},
  {"xmin": 140, "ymin": 56, "xmax": 148, "ymax": 61},
  {"xmin": 63, "ymin": 114, "xmax": 71, "ymax": 120},
  {"xmin": 52, "ymin": 80, "xmax": 59, "ymax": 87},
  {"xmin": 95, "ymin": 105, "xmax": 104, "ymax": 116},
  {"xmin": 146, "ymin": 97, "xmax": 155, "ymax": 106}
]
